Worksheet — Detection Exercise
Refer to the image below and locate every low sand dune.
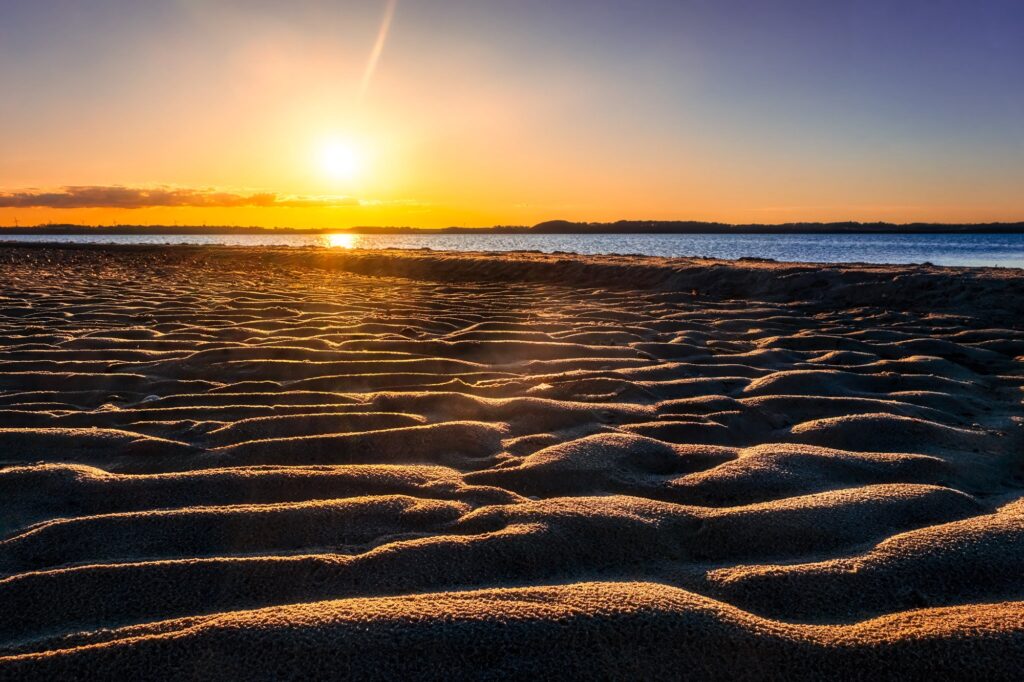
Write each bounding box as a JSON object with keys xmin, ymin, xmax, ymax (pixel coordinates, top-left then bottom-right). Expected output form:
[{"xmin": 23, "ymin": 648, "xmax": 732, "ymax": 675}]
[{"xmin": 0, "ymin": 245, "xmax": 1022, "ymax": 678}]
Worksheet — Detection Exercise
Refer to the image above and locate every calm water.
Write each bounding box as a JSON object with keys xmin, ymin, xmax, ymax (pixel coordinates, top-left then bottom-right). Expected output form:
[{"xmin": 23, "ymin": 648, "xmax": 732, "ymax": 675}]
[{"xmin": 1, "ymin": 232, "xmax": 1023, "ymax": 268}]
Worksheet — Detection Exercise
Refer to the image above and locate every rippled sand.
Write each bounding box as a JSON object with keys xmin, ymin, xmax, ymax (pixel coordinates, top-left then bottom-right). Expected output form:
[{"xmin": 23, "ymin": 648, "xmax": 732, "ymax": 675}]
[{"xmin": 1, "ymin": 245, "xmax": 1022, "ymax": 678}]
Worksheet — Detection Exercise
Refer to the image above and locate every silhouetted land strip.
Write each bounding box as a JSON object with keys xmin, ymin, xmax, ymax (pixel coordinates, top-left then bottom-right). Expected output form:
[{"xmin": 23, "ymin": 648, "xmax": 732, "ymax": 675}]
[{"xmin": 3, "ymin": 220, "xmax": 1024, "ymax": 235}]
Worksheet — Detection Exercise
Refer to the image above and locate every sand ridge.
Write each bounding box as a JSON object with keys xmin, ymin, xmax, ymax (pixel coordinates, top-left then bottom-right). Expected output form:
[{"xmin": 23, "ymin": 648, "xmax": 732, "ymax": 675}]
[{"xmin": 0, "ymin": 245, "xmax": 1022, "ymax": 678}]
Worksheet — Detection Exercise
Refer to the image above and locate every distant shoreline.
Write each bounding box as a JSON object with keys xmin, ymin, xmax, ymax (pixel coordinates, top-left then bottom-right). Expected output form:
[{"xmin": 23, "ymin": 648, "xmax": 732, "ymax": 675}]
[{"xmin": 2, "ymin": 220, "xmax": 1024, "ymax": 236}]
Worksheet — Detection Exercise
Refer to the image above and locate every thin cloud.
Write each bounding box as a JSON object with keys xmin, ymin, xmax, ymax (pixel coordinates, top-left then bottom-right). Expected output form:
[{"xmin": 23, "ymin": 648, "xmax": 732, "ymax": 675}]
[{"xmin": 0, "ymin": 186, "xmax": 366, "ymax": 209}]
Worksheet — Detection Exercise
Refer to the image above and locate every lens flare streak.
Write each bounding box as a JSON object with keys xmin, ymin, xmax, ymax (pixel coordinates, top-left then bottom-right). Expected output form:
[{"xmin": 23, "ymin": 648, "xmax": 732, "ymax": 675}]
[{"xmin": 359, "ymin": 0, "xmax": 398, "ymax": 103}]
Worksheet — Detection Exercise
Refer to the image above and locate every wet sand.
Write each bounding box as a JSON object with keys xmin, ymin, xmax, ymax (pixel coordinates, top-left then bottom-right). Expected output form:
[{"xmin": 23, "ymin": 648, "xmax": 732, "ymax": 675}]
[{"xmin": 0, "ymin": 245, "xmax": 1022, "ymax": 678}]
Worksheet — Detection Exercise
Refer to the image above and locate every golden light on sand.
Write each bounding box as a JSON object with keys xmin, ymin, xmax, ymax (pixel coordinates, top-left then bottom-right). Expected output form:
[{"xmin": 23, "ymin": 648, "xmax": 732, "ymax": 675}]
[
  {"xmin": 318, "ymin": 139, "xmax": 364, "ymax": 182},
  {"xmin": 326, "ymin": 232, "xmax": 357, "ymax": 249}
]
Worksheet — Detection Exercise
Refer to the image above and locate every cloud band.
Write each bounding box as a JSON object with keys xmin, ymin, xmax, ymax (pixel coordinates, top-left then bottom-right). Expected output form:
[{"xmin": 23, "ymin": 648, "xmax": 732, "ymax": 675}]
[{"xmin": 0, "ymin": 186, "xmax": 362, "ymax": 209}]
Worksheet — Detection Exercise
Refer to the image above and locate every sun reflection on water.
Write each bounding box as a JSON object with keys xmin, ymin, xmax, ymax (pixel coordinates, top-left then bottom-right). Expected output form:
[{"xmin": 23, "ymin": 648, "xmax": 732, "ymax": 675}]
[{"xmin": 326, "ymin": 233, "xmax": 358, "ymax": 249}]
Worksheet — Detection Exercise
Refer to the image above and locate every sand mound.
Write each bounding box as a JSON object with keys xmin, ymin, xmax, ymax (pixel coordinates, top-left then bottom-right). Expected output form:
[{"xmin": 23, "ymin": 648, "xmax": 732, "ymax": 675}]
[
  {"xmin": 0, "ymin": 245, "xmax": 1022, "ymax": 676},
  {"xmin": 4, "ymin": 583, "xmax": 1023, "ymax": 679},
  {"xmin": 787, "ymin": 412, "xmax": 991, "ymax": 453}
]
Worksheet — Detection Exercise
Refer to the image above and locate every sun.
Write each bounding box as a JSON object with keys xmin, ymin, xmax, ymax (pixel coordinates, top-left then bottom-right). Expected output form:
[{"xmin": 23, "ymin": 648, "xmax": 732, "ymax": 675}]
[{"xmin": 318, "ymin": 138, "xmax": 363, "ymax": 182}]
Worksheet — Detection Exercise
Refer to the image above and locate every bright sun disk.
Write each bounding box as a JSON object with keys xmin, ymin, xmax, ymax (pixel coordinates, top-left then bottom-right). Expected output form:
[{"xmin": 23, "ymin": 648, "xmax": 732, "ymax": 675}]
[{"xmin": 319, "ymin": 139, "xmax": 363, "ymax": 181}]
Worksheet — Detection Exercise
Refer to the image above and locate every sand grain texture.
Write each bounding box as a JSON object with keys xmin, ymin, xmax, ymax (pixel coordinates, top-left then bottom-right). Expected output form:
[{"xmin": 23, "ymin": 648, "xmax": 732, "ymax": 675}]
[{"xmin": 0, "ymin": 245, "xmax": 1022, "ymax": 679}]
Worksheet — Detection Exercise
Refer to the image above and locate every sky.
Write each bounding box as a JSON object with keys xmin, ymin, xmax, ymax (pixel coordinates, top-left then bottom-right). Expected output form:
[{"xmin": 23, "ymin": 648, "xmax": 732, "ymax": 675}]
[{"xmin": 1, "ymin": 0, "xmax": 1023, "ymax": 228}]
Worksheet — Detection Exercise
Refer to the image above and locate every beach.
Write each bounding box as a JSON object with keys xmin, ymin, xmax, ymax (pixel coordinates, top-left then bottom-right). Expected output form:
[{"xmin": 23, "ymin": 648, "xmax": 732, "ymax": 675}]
[{"xmin": 0, "ymin": 244, "xmax": 1022, "ymax": 678}]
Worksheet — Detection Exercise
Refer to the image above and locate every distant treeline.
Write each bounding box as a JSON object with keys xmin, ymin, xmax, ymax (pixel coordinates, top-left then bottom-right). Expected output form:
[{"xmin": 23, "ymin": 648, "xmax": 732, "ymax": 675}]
[
  {"xmin": 3, "ymin": 221, "xmax": 1024, "ymax": 235},
  {"xmin": 530, "ymin": 220, "xmax": 1024, "ymax": 234}
]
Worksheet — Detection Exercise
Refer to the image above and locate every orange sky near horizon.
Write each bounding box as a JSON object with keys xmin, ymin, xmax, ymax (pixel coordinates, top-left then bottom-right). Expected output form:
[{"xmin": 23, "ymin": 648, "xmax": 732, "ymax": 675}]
[{"xmin": 2, "ymin": 1, "xmax": 1023, "ymax": 229}]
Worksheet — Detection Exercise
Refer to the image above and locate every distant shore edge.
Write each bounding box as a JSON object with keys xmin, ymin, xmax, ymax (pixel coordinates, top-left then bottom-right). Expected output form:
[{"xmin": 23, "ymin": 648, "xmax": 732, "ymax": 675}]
[{"xmin": 3, "ymin": 220, "xmax": 1024, "ymax": 236}]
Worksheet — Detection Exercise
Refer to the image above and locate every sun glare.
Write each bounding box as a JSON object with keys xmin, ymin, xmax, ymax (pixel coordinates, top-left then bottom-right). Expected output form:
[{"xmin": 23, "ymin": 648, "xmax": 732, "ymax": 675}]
[
  {"xmin": 326, "ymin": 232, "xmax": 357, "ymax": 249},
  {"xmin": 319, "ymin": 139, "xmax": 363, "ymax": 182}
]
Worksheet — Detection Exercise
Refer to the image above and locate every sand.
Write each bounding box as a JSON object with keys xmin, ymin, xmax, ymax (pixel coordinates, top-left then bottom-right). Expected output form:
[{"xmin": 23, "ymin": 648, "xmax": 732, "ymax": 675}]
[{"xmin": 0, "ymin": 244, "xmax": 1022, "ymax": 679}]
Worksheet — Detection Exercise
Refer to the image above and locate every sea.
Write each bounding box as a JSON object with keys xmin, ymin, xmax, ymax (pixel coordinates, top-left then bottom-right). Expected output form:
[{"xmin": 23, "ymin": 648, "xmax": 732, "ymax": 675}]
[{"xmin": 1, "ymin": 232, "xmax": 1023, "ymax": 268}]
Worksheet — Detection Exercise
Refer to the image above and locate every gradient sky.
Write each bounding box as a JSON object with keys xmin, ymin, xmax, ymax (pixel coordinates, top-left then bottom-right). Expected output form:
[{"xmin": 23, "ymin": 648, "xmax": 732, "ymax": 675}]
[{"xmin": 2, "ymin": 0, "xmax": 1023, "ymax": 228}]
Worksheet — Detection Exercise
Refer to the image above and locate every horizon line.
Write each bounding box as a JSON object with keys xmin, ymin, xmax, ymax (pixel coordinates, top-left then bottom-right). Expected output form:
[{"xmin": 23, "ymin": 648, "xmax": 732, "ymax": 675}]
[{"xmin": 3, "ymin": 219, "xmax": 1024, "ymax": 234}]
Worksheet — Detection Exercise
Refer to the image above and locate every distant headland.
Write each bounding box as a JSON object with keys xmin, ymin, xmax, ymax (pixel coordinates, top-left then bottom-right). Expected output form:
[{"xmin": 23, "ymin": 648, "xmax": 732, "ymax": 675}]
[{"xmin": 2, "ymin": 220, "xmax": 1024, "ymax": 235}]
